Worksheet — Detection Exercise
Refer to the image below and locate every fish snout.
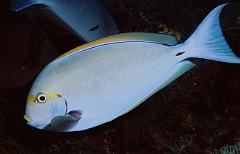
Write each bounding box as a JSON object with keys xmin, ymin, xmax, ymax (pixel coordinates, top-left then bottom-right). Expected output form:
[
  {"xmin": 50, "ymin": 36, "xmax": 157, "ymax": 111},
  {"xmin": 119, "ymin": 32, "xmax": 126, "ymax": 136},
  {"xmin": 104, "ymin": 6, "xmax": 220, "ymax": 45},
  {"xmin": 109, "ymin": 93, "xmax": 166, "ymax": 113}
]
[{"xmin": 23, "ymin": 114, "xmax": 32, "ymax": 122}]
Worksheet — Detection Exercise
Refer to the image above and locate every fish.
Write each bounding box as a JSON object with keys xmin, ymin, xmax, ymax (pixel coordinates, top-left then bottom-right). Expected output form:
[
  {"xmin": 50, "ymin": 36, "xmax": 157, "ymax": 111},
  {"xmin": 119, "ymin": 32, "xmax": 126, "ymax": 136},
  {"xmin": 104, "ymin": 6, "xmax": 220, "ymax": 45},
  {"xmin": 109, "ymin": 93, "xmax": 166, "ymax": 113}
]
[
  {"xmin": 24, "ymin": 4, "xmax": 240, "ymax": 132},
  {"xmin": 11, "ymin": 0, "xmax": 117, "ymax": 42}
]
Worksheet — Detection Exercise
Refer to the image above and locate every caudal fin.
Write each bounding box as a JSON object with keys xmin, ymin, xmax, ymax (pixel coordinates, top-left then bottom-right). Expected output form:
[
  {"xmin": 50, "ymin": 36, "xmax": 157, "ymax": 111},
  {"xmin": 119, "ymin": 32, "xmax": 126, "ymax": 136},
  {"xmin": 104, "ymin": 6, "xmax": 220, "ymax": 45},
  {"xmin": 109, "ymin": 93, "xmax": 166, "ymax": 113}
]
[{"xmin": 185, "ymin": 3, "xmax": 240, "ymax": 64}]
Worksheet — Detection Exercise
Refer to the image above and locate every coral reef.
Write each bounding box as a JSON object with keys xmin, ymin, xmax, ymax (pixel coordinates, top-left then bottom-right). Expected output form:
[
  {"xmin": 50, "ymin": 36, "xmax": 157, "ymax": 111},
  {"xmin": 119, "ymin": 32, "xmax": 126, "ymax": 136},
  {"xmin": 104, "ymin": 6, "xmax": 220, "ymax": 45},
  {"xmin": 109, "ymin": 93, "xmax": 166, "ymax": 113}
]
[{"xmin": 210, "ymin": 142, "xmax": 240, "ymax": 154}]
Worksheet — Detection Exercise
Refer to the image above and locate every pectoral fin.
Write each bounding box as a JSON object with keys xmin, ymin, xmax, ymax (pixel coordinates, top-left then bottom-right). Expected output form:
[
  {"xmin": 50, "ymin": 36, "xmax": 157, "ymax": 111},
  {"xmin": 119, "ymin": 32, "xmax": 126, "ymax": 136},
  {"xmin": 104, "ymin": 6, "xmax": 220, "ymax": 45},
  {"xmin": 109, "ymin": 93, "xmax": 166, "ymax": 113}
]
[{"xmin": 44, "ymin": 110, "xmax": 82, "ymax": 132}]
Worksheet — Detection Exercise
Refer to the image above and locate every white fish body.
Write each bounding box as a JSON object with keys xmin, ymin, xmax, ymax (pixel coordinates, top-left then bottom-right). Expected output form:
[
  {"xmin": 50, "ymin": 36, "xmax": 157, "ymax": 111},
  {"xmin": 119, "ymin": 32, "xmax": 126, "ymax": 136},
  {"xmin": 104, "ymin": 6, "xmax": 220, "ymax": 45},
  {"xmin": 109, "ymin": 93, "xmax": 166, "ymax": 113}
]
[
  {"xmin": 11, "ymin": 0, "xmax": 117, "ymax": 42},
  {"xmin": 24, "ymin": 4, "xmax": 240, "ymax": 132}
]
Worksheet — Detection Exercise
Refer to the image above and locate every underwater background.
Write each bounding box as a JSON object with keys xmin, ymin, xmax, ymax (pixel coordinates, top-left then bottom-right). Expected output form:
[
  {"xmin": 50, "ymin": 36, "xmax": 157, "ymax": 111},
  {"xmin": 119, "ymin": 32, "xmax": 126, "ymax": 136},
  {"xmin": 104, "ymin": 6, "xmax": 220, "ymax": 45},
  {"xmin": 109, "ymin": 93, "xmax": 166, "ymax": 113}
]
[{"xmin": 0, "ymin": 0, "xmax": 240, "ymax": 153}]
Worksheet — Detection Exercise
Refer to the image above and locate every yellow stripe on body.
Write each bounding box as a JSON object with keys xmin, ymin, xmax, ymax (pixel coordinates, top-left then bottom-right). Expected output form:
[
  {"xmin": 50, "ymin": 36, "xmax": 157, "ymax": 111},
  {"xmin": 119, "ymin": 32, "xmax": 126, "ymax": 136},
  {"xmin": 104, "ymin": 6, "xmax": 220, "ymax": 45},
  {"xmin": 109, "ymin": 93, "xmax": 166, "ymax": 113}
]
[
  {"xmin": 53, "ymin": 35, "xmax": 124, "ymax": 61},
  {"xmin": 53, "ymin": 33, "xmax": 177, "ymax": 62}
]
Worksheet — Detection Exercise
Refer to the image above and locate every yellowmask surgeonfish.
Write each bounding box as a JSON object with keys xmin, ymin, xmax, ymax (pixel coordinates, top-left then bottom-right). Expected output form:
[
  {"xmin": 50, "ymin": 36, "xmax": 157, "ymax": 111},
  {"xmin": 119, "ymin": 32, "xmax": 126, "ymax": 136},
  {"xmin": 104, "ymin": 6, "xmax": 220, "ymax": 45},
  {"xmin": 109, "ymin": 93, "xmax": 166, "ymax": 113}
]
[
  {"xmin": 11, "ymin": 0, "xmax": 117, "ymax": 42},
  {"xmin": 24, "ymin": 4, "xmax": 240, "ymax": 132}
]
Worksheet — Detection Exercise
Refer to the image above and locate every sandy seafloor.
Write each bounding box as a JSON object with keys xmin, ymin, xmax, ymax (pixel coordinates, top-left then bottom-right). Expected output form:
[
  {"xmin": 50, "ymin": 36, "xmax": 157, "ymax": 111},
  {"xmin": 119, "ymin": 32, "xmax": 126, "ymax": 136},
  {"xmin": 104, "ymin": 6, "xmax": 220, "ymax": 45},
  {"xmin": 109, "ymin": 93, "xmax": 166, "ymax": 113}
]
[{"xmin": 0, "ymin": 0, "xmax": 240, "ymax": 153}]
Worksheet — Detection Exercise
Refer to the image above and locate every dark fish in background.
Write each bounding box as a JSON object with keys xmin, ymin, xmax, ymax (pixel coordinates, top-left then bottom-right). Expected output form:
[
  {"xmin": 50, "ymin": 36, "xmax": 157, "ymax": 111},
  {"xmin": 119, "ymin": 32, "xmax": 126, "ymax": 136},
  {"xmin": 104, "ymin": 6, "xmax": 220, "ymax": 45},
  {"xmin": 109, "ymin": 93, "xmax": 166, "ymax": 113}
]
[{"xmin": 11, "ymin": 0, "xmax": 118, "ymax": 42}]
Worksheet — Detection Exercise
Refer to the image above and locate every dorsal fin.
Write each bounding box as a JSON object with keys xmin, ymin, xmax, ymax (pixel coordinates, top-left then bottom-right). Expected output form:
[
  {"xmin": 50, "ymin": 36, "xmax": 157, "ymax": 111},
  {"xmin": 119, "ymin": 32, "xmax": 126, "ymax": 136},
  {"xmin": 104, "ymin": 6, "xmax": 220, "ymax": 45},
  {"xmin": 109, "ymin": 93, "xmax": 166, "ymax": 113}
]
[{"xmin": 54, "ymin": 32, "xmax": 177, "ymax": 62}]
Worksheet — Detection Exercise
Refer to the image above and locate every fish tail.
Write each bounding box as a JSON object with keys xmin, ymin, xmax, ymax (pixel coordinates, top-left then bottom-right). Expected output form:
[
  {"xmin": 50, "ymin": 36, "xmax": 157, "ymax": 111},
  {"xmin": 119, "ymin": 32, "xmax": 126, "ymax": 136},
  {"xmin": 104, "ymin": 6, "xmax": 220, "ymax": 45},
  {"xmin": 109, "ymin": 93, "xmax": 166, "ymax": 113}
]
[
  {"xmin": 185, "ymin": 3, "xmax": 240, "ymax": 64},
  {"xmin": 11, "ymin": 0, "xmax": 41, "ymax": 11}
]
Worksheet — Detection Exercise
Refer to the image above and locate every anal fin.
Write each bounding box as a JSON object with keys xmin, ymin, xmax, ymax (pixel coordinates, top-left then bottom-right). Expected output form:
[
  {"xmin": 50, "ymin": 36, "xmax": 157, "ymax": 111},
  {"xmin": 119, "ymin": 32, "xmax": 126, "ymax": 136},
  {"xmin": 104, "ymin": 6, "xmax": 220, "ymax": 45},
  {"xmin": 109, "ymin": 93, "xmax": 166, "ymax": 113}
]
[{"xmin": 153, "ymin": 60, "xmax": 196, "ymax": 93}]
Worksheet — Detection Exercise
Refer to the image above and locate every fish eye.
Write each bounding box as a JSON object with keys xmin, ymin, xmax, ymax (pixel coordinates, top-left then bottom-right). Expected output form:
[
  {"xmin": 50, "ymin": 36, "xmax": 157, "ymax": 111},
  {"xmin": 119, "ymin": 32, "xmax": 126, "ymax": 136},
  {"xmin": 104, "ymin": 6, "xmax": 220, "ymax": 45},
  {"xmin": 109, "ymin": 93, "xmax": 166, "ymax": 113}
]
[{"xmin": 37, "ymin": 93, "xmax": 47, "ymax": 103}]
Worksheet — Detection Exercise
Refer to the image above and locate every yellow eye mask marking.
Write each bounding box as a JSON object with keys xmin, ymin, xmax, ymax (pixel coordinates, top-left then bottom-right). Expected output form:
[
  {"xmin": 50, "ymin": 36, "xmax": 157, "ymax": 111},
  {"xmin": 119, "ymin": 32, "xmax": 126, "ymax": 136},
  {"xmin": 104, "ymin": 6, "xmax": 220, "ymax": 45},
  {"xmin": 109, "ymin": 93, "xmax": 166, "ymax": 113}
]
[
  {"xmin": 27, "ymin": 95, "xmax": 37, "ymax": 105},
  {"xmin": 48, "ymin": 93, "xmax": 61, "ymax": 99},
  {"xmin": 27, "ymin": 95, "xmax": 36, "ymax": 100},
  {"xmin": 27, "ymin": 93, "xmax": 61, "ymax": 105}
]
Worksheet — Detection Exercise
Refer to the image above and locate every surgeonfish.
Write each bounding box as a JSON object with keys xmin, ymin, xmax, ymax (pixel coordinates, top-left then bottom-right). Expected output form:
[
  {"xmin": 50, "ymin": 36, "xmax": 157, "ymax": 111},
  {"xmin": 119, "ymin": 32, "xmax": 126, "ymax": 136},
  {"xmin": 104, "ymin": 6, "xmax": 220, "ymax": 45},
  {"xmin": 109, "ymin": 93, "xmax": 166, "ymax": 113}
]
[
  {"xmin": 24, "ymin": 4, "xmax": 240, "ymax": 132},
  {"xmin": 11, "ymin": 0, "xmax": 117, "ymax": 42}
]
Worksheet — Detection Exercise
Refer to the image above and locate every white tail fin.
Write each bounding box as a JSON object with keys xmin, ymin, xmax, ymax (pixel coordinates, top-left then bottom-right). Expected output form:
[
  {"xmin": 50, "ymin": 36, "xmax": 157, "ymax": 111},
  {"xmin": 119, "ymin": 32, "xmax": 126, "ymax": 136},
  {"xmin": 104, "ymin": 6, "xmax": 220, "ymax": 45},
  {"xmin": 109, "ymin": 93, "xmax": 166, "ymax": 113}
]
[{"xmin": 185, "ymin": 3, "xmax": 240, "ymax": 64}]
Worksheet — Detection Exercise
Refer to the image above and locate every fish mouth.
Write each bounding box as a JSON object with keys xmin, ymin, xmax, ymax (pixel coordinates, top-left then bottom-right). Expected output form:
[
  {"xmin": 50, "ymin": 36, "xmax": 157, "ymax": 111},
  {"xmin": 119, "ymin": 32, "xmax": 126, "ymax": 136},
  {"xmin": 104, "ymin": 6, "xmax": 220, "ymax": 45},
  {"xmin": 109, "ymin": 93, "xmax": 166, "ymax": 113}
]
[
  {"xmin": 23, "ymin": 114, "xmax": 32, "ymax": 122},
  {"xmin": 23, "ymin": 114, "xmax": 49, "ymax": 129}
]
